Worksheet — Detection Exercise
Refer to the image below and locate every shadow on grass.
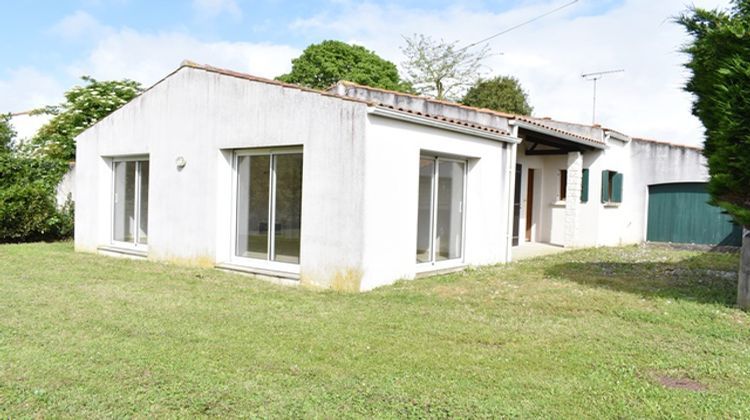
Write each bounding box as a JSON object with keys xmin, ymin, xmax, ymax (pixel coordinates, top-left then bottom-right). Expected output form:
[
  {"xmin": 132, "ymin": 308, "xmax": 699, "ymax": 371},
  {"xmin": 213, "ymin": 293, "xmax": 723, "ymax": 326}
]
[{"xmin": 545, "ymin": 252, "xmax": 738, "ymax": 306}]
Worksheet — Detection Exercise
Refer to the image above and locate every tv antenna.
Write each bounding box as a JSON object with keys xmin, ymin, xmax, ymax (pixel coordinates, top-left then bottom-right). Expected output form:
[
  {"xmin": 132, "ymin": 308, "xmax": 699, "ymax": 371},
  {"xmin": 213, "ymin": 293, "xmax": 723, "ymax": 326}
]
[{"xmin": 581, "ymin": 69, "xmax": 624, "ymax": 124}]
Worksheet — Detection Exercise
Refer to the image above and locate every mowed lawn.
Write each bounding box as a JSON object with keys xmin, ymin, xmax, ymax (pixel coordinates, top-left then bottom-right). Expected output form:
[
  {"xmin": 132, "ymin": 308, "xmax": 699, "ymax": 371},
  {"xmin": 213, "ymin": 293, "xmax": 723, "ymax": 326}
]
[{"xmin": 1, "ymin": 243, "xmax": 749, "ymax": 418}]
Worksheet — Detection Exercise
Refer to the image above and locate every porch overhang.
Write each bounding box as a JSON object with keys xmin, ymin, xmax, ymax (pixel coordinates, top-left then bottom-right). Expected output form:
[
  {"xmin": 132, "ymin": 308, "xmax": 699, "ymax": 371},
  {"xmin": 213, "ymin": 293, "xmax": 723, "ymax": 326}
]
[{"xmin": 510, "ymin": 119, "xmax": 607, "ymax": 155}]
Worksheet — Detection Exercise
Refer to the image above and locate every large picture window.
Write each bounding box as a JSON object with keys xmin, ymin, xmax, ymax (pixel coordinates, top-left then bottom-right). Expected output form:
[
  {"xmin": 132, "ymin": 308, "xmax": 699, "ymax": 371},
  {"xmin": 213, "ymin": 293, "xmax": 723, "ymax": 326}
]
[
  {"xmin": 112, "ymin": 159, "xmax": 149, "ymax": 246},
  {"xmin": 235, "ymin": 150, "xmax": 303, "ymax": 266},
  {"xmin": 416, "ymin": 156, "xmax": 466, "ymax": 265}
]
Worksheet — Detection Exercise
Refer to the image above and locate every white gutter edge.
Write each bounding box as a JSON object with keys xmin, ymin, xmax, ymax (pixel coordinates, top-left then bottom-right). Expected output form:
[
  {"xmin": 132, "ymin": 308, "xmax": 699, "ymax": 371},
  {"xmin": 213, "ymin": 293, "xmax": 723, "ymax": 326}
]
[
  {"xmin": 368, "ymin": 106, "xmax": 521, "ymax": 144},
  {"xmin": 509, "ymin": 120, "xmax": 607, "ymax": 150},
  {"xmin": 505, "ymin": 125, "xmax": 519, "ymax": 264}
]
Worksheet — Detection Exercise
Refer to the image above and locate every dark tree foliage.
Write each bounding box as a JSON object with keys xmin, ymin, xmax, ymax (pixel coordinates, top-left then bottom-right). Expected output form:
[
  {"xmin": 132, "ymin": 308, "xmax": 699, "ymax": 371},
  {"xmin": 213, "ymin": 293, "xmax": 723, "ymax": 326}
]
[
  {"xmin": 461, "ymin": 76, "xmax": 533, "ymax": 115},
  {"xmin": 277, "ymin": 40, "xmax": 411, "ymax": 92},
  {"xmin": 679, "ymin": 1, "xmax": 750, "ymax": 227}
]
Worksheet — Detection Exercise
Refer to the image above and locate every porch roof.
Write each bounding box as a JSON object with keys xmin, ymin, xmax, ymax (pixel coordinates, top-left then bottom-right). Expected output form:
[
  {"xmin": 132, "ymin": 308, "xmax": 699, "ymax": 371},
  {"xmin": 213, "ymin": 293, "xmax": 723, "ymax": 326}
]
[{"xmin": 510, "ymin": 117, "xmax": 607, "ymax": 152}]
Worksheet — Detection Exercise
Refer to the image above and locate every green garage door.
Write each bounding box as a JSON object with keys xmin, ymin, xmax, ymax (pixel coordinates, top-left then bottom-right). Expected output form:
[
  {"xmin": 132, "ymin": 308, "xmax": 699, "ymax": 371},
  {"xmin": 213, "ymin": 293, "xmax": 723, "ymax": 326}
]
[{"xmin": 647, "ymin": 182, "xmax": 742, "ymax": 246}]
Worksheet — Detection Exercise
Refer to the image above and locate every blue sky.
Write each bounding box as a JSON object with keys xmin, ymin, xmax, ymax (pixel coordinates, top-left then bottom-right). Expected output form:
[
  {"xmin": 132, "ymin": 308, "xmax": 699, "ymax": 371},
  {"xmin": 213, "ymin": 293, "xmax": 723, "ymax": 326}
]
[
  {"xmin": 2, "ymin": 0, "xmax": 622, "ymax": 73},
  {"xmin": 1, "ymin": 0, "xmax": 731, "ymax": 145}
]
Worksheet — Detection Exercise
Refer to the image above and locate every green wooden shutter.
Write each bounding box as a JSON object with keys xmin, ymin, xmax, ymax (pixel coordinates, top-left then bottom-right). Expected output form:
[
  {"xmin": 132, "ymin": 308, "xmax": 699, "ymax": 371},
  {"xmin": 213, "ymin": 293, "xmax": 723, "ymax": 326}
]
[
  {"xmin": 581, "ymin": 169, "xmax": 589, "ymax": 203},
  {"xmin": 612, "ymin": 172, "xmax": 623, "ymax": 203},
  {"xmin": 601, "ymin": 170, "xmax": 609, "ymax": 203}
]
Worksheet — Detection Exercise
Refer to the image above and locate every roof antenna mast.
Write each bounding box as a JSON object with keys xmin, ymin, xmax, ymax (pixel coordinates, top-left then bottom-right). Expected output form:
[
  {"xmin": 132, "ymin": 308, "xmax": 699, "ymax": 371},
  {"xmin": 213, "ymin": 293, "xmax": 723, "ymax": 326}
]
[{"xmin": 581, "ymin": 69, "xmax": 624, "ymax": 124}]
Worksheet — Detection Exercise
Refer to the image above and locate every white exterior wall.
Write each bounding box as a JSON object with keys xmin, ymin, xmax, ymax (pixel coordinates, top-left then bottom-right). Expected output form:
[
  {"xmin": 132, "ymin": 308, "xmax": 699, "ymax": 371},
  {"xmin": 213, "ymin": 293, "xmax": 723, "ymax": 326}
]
[
  {"xmin": 513, "ymin": 138, "xmax": 706, "ymax": 249},
  {"xmin": 515, "ymin": 152, "xmax": 568, "ymax": 246},
  {"xmin": 55, "ymin": 164, "xmax": 75, "ymax": 207},
  {"xmin": 587, "ymin": 139, "xmax": 630, "ymax": 246},
  {"xmin": 623, "ymin": 139, "xmax": 708, "ymax": 244},
  {"xmin": 359, "ymin": 115, "xmax": 511, "ymax": 291},
  {"xmin": 75, "ymin": 65, "xmax": 513, "ymax": 291},
  {"xmin": 76, "ymin": 66, "xmax": 370, "ymax": 290},
  {"xmin": 580, "ymin": 138, "xmax": 707, "ymax": 246}
]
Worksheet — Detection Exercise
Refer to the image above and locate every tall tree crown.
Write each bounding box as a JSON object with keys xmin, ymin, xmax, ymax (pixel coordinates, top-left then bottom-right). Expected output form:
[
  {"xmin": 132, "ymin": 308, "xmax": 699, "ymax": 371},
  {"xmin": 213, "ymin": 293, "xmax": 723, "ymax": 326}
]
[
  {"xmin": 26, "ymin": 76, "xmax": 142, "ymax": 162},
  {"xmin": 276, "ymin": 40, "xmax": 410, "ymax": 92},
  {"xmin": 679, "ymin": 0, "xmax": 750, "ymax": 227},
  {"xmin": 461, "ymin": 76, "xmax": 533, "ymax": 115},
  {"xmin": 400, "ymin": 34, "xmax": 490, "ymax": 100}
]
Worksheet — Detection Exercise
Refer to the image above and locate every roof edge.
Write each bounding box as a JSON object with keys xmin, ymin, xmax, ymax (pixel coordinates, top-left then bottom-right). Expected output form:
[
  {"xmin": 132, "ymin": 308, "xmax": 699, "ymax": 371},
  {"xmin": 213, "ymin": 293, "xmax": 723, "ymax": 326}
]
[
  {"xmin": 333, "ymin": 80, "xmax": 520, "ymax": 119},
  {"xmin": 369, "ymin": 106, "xmax": 520, "ymax": 144},
  {"xmin": 510, "ymin": 119, "xmax": 607, "ymax": 149},
  {"xmin": 632, "ymin": 137, "xmax": 703, "ymax": 151},
  {"xmin": 604, "ymin": 129, "xmax": 631, "ymax": 143},
  {"xmin": 182, "ymin": 62, "xmax": 373, "ymax": 106}
]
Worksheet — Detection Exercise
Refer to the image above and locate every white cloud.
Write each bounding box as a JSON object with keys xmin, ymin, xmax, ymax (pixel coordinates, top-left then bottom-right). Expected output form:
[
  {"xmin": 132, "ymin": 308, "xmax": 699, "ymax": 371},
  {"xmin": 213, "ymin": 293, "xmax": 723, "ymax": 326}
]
[
  {"xmin": 0, "ymin": 67, "xmax": 62, "ymax": 114},
  {"xmin": 10, "ymin": 113, "xmax": 51, "ymax": 142},
  {"xmin": 192, "ymin": 0, "xmax": 242, "ymax": 20},
  {"xmin": 0, "ymin": 67, "xmax": 60, "ymax": 140},
  {"xmin": 288, "ymin": 0, "xmax": 731, "ymax": 147},
  {"xmin": 5, "ymin": 0, "xmax": 734, "ymax": 146},
  {"xmin": 50, "ymin": 10, "xmax": 110, "ymax": 40},
  {"xmin": 66, "ymin": 29, "xmax": 299, "ymax": 87},
  {"xmin": 1, "ymin": 12, "xmax": 298, "ymax": 139}
]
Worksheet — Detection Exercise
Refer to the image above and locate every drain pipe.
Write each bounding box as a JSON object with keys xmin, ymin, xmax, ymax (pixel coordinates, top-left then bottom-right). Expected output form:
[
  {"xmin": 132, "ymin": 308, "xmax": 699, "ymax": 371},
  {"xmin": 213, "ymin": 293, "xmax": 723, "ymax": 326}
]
[{"xmin": 504, "ymin": 125, "xmax": 520, "ymax": 263}]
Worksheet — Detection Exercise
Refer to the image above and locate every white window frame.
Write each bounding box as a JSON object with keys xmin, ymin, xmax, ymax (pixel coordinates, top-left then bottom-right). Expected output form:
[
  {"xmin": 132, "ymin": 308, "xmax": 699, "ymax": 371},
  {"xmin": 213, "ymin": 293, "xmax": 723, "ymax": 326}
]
[
  {"xmin": 230, "ymin": 147, "xmax": 303, "ymax": 275},
  {"xmin": 416, "ymin": 155, "xmax": 468, "ymax": 273},
  {"xmin": 110, "ymin": 156, "xmax": 149, "ymax": 251}
]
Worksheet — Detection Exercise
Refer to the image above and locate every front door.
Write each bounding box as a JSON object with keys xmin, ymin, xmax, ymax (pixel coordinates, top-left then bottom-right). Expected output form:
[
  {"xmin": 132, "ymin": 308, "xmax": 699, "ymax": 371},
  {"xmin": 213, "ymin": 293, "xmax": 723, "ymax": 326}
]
[
  {"xmin": 525, "ymin": 169, "xmax": 535, "ymax": 241},
  {"xmin": 512, "ymin": 164, "xmax": 522, "ymax": 246}
]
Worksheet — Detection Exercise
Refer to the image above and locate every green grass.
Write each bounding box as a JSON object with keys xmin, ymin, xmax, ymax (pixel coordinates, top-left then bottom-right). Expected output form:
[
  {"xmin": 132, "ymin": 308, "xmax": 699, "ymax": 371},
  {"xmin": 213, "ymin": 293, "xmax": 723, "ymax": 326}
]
[{"xmin": 1, "ymin": 242, "xmax": 748, "ymax": 418}]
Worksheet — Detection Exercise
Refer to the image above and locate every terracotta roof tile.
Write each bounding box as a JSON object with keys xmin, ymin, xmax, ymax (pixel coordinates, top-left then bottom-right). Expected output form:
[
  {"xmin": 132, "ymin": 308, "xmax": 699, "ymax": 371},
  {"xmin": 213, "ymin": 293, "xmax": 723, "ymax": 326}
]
[
  {"xmin": 376, "ymin": 103, "xmax": 509, "ymax": 135},
  {"xmin": 335, "ymin": 80, "xmax": 607, "ymax": 145},
  {"xmin": 335, "ymin": 80, "xmax": 519, "ymax": 118}
]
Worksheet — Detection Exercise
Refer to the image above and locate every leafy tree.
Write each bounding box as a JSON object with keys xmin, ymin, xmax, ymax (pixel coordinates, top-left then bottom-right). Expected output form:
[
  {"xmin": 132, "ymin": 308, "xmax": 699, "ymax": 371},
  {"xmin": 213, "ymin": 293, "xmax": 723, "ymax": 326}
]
[
  {"xmin": 0, "ymin": 113, "xmax": 15, "ymax": 154},
  {"xmin": 461, "ymin": 76, "xmax": 533, "ymax": 115},
  {"xmin": 400, "ymin": 34, "xmax": 490, "ymax": 100},
  {"xmin": 0, "ymin": 118, "xmax": 72, "ymax": 243},
  {"xmin": 277, "ymin": 40, "xmax": 410, "ymax": 92},
  {"xmin": 678, "ymin": 0, "xmax": 750, "ymax": 309},
  {"xmin": 27, "ymin": 76, "xmax": 142, "ymax": 162}
]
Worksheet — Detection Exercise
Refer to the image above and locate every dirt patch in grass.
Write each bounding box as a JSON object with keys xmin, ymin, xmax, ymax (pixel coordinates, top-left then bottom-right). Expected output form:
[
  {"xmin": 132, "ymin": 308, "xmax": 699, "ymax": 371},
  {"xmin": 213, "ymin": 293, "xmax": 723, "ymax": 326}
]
[{"xmin": 655, "ymin": 375, "xmax": 707, "ymax": 391}]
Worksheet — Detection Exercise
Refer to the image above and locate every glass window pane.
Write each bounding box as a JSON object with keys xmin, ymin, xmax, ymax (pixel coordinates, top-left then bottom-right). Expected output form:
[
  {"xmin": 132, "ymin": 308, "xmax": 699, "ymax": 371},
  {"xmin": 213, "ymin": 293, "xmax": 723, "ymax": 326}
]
[
  {"xmin": 416, "ymin": 158, "xmax": 434, "ymax": 263},
  {"xmin": 113, "ymin": 161, "xmax": 136, "ymax": 243},
  {"xmin": 138, "ymin": 161, "xmax": 149, "ymax": 245},
  {"xmin": 236, "ymin": 155, "xmax": 270, "ymax": 259},
  {"xmin": 272, "ymin": 153, "xmax": 303, "ymax": 263},
  {"xmin": 435, "ymin": 160, "xmax": 464, "ymax": 261}
]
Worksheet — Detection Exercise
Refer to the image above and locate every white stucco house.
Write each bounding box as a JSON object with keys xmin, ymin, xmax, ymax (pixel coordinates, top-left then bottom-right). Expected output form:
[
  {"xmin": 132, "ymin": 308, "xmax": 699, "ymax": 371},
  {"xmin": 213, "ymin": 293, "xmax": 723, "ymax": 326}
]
[{"xmin": 74, "ymin": 61, "xmax": 726, "ymax": 291}]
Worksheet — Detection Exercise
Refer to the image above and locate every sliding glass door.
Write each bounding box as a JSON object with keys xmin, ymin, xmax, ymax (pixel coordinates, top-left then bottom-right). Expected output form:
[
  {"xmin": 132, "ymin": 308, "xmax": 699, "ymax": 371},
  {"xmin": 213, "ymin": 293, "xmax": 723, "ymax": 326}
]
[
  {"xmin": 235, "ymin": 150, "xmax": 303, "ymax": 267},
  {"xmin": 113, "ymin": 159, "xmax": 149, "ymax": 247},
  {"xmin": 416, "ymin": 156, "xmax": 466, "ymax": 265}
]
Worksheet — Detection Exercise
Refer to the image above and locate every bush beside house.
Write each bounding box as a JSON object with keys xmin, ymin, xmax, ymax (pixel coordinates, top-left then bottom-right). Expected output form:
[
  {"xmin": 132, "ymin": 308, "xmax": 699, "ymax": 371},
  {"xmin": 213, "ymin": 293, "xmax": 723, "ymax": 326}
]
[
  {"xmin": 0, "ymin": 76, "xmax": 141, "ymax": 243},
  {"xmin": 0, "ymin": 115, "xmax": 73, "ymax": 242}
]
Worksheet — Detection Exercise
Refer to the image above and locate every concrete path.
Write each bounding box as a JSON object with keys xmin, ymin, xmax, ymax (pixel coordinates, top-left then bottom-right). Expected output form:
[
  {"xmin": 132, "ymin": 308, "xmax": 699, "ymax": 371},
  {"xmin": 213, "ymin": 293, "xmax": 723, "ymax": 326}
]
[{"xmin": 512, "ymin": 242, "xmax": 569, "ymax": 261}]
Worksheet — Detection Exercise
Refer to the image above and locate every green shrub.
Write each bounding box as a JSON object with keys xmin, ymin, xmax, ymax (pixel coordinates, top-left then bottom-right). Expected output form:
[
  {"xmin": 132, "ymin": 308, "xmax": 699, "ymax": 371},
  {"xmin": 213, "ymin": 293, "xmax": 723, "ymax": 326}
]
[
  {"xmin": 0, "ymin": 183, "xmax": 74, "ymax": 243},
  {"xmin": 0, "ymin": 155, "xmax": 73, "ymax": 243}
]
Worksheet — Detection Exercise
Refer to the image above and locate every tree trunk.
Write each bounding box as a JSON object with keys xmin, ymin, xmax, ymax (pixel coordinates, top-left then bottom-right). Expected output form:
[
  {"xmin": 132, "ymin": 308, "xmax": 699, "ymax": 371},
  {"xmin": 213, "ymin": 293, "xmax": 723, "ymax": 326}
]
[{"xmin": 739, "ymin": 228, "xmax": 750, "ymax": 310}]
